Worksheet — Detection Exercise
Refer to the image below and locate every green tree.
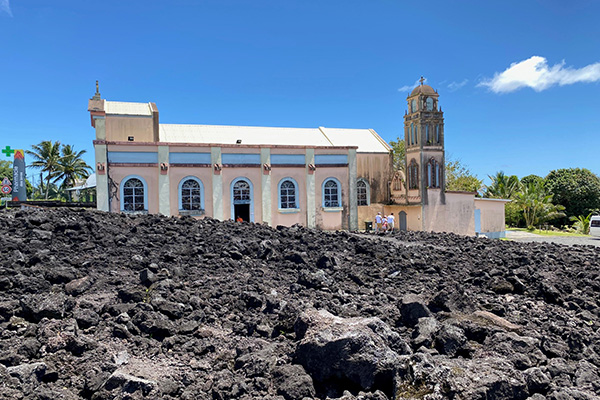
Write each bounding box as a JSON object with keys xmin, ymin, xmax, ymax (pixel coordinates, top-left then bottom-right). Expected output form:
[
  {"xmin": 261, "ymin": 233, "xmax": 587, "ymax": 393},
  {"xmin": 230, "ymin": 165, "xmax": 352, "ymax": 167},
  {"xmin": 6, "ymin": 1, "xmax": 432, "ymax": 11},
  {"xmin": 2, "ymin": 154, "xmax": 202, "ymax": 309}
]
[
  {"xmin": 505, "ymin": 202, "xmax": 524, "ymax": 228},
  {"xmin": 388, "ymin": 137, "xmax": 406, "ymax": 172},
  {"xmin": 445, "ymin": 158, "xmax": 483, "ymax": 193},
  {"xmin": 0, "ymin": 160, "xmax": 12, "ymax": 181},
  {"xmin": 545, "ymin": 168, "xmax": 600, "ymax": 223},
  {"xmin": 0, "ymin": 160, "xmax": 33, "ymax": 199},
  {"xmin": 513, "ymin": 181, "xmax": 565, "ymax": 229},
  {"xmin": 520, "ymin": 174, "xmax": 544, "ymax": 187},
  {"xmin": 485, "ymin": 171, "xmax": 520, "ymax": 199},
  {"xmin": 26, "ymin": 140, "xmax": 62, "ymax": 199},
  {"xmin": 54, "ymin": 145, "xmax": 92, "ymax": 191}
]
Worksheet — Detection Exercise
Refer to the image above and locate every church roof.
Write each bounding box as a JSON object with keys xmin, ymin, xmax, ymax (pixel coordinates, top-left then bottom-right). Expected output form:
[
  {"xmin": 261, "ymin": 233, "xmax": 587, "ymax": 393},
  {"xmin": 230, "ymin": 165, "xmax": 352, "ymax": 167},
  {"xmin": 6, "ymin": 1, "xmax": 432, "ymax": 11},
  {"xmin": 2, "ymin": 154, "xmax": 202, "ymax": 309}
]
[
  {"xmin": 159, "ymin": 124, "xmax": 391, "ymax": 153},
  {"xmin": 319, "ymin": 127, "xmax": 392, "ymax": 153},
  {"xmin": 105, "ymin": 101, "xmax": 153, "ymax": 116},
  {"xmin": 410, "ymin": 84, "xmax": 436, "ymax": 97}
]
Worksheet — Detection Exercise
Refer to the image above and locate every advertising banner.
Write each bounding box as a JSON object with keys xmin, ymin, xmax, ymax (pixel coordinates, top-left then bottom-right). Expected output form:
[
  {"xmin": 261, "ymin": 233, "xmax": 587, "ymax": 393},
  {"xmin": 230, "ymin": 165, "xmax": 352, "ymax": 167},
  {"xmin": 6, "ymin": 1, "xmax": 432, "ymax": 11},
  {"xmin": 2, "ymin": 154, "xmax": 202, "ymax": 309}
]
[{"xmin": 12, "ymin": 150, "xmax": 27, "ymax": 201}]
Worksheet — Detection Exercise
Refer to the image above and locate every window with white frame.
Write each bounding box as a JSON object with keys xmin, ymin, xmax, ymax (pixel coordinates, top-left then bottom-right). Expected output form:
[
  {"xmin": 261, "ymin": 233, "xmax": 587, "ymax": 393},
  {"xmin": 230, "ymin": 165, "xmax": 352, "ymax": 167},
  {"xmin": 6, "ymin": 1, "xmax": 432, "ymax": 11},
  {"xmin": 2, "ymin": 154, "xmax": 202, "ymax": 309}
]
[
  {"xmin": 180, "ymin": 178, "xmax": 202, "ymax": 211},
  {"xmin": 123, "ymin": 178, "xmax": 145, "ymax": 211},
  {"xmin": 279, "ymin": 179, "xmax": 297, "ymax": 209},
  {"xmin": 357, "ymin": 179, "xmax": 369, "ymax": 206},
  {"xmin": 323, "ymin": 178, "xmax": 340, "ymax": 208}
]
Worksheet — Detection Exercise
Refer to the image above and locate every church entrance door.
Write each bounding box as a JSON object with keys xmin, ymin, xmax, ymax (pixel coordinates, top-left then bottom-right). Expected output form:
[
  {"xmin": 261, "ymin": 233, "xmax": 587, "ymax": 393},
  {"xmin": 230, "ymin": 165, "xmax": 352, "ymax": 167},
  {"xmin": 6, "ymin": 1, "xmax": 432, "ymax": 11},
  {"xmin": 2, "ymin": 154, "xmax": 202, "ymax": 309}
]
[
  {"xmin": 234, "ymin": 204, "xmax": 250, "ymax": 222},
  {"xmin": 399, "ymin": 211, "xmax": 407, "ymax": 231},
  {"xmin": 232, "ymin": 178, "xmax": 253, "ymax": 222}
]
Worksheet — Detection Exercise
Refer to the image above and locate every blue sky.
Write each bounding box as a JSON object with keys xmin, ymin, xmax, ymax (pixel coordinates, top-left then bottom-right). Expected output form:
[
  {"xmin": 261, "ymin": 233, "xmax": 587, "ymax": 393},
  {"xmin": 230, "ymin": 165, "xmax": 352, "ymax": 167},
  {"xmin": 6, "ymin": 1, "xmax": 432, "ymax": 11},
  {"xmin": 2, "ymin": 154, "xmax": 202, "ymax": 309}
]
[{"xmin": 1, "ymin": 0, "xmax": 599, "ymax": 186}]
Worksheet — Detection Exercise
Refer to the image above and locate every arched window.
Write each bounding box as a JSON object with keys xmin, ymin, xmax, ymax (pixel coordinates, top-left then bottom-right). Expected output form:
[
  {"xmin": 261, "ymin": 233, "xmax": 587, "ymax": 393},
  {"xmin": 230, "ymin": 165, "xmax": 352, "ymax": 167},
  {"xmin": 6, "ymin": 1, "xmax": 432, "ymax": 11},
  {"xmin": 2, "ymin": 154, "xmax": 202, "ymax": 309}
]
[
  {"xmin": 427, "ymin": 159, "xmax": 441, "ymax": 188},
  {"xmin": 178, "ymin": 176, "xmax": 204, "ymax": 212},
  {"xmin": 120, "ymin": 176, "xmax": 147, "ymax": 212},
  {"xmin": 357, "ymin": 179, "xmax": 369, "ymax": 206},
  {"xmin": 410, "ymin": 124, "xmax": 414, "ymax": 145},
  {"xmin": 436, "ymin": 125, "xmax": 441, "ymax": 144},
  {"xmin": 278, "ymin": 178, "xmax": 298, "ymax": 209},
  {"xmin": 426, "ymin": 97, "xmax": 434, "ymax": 111},
  {"xmin": 392, "ymin": 172, "xmax": 403, "ymax": 191},
  {"xmin": 425, "ymin": 125, "xmax": 430, "ymax": 144},
  {"xmin": 233, "ymin": 180, "xmax": 251, "ymax": 202},
  {"xmin": 427, "ymin": 162, "xmax": 433, "ymax": 188},
  {"xmin": 322, "ymin": 178, "xmax": 341, "ymax": 208},
  {"xmin": 408, "ymin": 160, "xmax": 419, "ymax": 190}
]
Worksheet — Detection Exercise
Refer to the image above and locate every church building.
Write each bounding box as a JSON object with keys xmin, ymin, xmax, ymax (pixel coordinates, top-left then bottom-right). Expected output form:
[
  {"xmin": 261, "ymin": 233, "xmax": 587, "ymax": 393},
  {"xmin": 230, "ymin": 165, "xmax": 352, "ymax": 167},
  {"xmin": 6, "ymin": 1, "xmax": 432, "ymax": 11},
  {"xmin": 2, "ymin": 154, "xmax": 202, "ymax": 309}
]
[{"xmin": 87, "ymin": 80, "xmax": 507, "ymax": 237}]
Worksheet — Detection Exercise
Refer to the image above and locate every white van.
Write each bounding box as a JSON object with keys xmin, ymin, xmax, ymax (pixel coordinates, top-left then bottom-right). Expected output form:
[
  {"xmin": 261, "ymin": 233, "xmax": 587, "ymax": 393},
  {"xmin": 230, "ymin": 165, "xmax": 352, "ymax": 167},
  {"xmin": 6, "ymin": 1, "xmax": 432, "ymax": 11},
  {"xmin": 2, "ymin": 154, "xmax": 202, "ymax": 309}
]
[{"xmin": 590, "ymin": 215, "xmax": 600, "ymax": 237}]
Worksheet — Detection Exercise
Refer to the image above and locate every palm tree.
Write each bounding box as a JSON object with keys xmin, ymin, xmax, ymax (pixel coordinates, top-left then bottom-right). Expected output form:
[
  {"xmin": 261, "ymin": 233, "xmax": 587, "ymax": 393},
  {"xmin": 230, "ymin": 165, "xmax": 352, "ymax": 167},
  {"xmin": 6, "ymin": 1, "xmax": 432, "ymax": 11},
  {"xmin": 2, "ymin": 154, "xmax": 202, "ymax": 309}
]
[
  {"xmin": 26, "ymin": 141, "xmax": 62, "ymax": 199},
  {"xmin": 54, "ymin": 145, "xmax": 92, "ymax": 191},
  {"xmin": 485, "ymin": 171, "xmax": 521, "ymax": 199},
  {"xmin": 570, "ymin": 213, "xmax": 592, "ymax": 234},
  {"xmin": 513, "ymin": 181, "xmax": 565, "ymax": 229}
]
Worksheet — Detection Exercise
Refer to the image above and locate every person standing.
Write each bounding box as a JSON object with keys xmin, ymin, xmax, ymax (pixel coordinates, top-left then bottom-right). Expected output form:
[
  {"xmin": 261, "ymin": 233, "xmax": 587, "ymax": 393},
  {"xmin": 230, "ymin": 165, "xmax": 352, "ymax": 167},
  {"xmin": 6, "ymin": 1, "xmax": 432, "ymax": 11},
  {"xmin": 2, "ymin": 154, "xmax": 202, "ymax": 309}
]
[
  {"xmin": 375, "ymin": 212, "xmax": 382, "ymax": 232},
  {"xmin": 387, "ymin": 213, "xmax": 395, "ymax": 233}
]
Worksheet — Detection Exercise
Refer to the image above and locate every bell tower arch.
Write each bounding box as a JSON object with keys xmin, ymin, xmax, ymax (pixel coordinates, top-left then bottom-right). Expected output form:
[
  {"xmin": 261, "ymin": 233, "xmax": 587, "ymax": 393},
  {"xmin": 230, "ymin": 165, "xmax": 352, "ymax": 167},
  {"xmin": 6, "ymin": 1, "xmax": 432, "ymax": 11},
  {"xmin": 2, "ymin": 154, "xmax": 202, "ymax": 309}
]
[{"xmin": 403, "ymin": 77, "xmax": 445, "ymax": 205}]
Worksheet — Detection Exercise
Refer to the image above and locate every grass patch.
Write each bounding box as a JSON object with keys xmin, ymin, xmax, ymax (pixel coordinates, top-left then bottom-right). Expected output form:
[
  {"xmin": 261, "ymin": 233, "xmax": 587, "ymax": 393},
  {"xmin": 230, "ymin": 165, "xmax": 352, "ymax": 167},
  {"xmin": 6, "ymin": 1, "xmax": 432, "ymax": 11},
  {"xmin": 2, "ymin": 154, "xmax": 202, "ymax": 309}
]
[{"xmin": 507, "ymin": 228, "xmax": 589, "ymax": 237}]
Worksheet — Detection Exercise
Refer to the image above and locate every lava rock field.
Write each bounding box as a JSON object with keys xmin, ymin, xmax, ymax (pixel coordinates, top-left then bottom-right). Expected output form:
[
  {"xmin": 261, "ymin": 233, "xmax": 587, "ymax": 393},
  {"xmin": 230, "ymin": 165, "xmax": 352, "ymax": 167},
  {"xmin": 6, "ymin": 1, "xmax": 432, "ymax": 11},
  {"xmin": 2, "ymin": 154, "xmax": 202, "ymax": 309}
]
[{"xmin": 0, "ymin": 208, "xmax": 599, "ymax": 400}]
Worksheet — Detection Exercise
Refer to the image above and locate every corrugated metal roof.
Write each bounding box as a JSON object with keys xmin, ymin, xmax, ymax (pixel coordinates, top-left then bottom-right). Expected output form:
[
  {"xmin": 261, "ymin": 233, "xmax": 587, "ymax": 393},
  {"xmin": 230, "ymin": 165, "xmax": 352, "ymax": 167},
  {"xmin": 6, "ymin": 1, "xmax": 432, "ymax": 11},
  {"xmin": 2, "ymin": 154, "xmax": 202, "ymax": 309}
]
[
  {"xmin": 320, "ymin": 128, "xmax": 392, "ymax": 152},
  {"xmin": 105, "ymin": 101, "xmax": 153, "ymax": 116},
  {"xmin": 160, "ymin": 124, "xmax": 333, "ymax": 147},
  {"xmin": 159, "ymin": 124, "xmax": 390, "ymax": 153}
]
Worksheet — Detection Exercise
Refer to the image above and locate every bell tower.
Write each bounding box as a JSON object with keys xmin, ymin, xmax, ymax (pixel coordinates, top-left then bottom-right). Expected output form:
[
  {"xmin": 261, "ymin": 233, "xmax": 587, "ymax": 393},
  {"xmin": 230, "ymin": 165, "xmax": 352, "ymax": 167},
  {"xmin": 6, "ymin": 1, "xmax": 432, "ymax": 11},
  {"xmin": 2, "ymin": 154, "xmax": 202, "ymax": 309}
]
[{"xmin": 404, "ymin": 77, "xmax": 445, "ymax": 205}]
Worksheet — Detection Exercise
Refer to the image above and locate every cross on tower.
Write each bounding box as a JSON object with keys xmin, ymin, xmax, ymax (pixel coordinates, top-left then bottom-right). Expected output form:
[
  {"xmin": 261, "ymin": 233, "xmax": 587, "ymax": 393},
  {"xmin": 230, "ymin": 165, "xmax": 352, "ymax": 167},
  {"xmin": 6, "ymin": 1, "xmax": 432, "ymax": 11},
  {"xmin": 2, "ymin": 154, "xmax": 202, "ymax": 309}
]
[
  {"xmin": 1, "ymin": 146, "xmax": 14, "ymax": 157},
  {"xmin": 419, "ymin": 76, "xmax": 425, "ymax": 85}
]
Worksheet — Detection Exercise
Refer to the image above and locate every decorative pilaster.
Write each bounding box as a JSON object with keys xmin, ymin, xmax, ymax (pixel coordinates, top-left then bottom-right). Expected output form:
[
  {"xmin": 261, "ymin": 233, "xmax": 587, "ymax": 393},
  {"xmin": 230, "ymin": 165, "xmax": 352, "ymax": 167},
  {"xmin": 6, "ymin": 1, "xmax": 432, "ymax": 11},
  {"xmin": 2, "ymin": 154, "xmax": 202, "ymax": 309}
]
[
  {"xmin": 94, "ymin": 142, "xmax": 109, "ymax": 212},
  {"xmin": 305, "ymin": 148, "xmax": 316, "ymax": 228},
  {"xmin": 261, "ymin": 147, "xmax": 271, "ymax": 225},
  {"xmin": 157, "ymin": 145, "xmax": 170, "ymax": 216},
  {"xmin": 348, "ymin": 149, "xmax": 358, "ymax": 230},
  {"xmin": 211, "ymin": 147, "xmax": 223, "ymax": 220}
]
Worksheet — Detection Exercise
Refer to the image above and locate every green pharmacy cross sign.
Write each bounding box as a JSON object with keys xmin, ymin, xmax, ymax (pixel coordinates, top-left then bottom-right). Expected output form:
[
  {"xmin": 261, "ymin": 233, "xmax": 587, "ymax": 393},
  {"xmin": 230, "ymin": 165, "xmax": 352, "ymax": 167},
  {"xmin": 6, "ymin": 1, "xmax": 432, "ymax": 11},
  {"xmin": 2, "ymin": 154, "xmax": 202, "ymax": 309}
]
[{"xmin": 1, "ymin": 146, "xmax": 15, "ymax": 157}]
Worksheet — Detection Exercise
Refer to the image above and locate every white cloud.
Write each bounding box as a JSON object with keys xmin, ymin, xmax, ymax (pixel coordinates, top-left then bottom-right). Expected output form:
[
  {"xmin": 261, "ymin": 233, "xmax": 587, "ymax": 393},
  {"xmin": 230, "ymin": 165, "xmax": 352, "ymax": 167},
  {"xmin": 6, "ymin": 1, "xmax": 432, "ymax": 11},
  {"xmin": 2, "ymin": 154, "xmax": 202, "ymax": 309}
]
[
  {"xmin": 447, "ymin": 79, "xmax": 468, "ymax": 92},
  {"xmin": 479, "ymin": 56, "xmax": 600, "ymax": 93},
  {"xmin": 398, "ymin": 77, "xmax": 427, "ymax": 92},
  {"xmin": 0, "ymin": 0, "xmax": 12, "ymax": 16}
]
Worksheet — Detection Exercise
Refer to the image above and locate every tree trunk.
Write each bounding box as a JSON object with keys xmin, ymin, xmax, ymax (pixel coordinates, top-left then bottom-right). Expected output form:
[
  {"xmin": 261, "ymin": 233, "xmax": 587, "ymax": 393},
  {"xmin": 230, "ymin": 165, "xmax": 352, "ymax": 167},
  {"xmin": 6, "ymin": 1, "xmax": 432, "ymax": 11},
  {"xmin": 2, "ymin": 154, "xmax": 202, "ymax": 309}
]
[{"xmin": 45, "ymin": 174, "xmax": 51, "ymax": 199}]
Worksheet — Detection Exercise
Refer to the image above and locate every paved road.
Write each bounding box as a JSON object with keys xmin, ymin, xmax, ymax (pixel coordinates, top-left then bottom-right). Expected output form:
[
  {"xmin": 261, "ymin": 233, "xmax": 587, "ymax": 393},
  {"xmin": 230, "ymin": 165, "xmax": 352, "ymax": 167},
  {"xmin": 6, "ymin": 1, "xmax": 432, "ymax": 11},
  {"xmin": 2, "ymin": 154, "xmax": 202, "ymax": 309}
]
[{"xmin": 505, "ymin": 230, "xmax": 600, "ymax": 247}]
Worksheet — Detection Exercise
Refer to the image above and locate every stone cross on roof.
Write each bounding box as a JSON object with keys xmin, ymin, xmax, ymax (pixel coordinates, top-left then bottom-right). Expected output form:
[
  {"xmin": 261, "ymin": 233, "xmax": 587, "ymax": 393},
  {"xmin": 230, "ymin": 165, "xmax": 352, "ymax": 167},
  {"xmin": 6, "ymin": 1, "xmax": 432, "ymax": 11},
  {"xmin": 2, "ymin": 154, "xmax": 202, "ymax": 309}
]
[
  {"xmin": 419, "ymin": 76, "xmax": 425, "ymax": 85},
  {"xmin": 92, "ymin": 80, "xmax": 101, "ymax": 100}
]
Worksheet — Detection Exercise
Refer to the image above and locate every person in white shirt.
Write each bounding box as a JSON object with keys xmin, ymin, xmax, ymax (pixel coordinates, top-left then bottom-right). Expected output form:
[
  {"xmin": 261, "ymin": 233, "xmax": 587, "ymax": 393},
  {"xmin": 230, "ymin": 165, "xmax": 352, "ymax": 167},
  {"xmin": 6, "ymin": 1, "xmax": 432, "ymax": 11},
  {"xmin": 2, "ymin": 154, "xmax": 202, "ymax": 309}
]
[
  {"xmin": 375, "ymin": 212, "xmax": 382, "ymax": 232},
  {"xmin": 387, "ymin": 213, "xmax": 395, "ymax": 233}
]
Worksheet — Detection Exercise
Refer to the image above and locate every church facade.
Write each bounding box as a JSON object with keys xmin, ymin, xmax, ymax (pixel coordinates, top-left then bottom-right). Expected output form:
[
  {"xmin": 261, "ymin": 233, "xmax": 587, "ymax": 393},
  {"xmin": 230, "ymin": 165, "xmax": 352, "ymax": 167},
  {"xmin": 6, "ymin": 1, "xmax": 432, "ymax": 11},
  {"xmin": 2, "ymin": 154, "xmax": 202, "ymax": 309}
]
[{"xmin": 87, "ymin": 81, "xmax": 507, "ymax": 237}]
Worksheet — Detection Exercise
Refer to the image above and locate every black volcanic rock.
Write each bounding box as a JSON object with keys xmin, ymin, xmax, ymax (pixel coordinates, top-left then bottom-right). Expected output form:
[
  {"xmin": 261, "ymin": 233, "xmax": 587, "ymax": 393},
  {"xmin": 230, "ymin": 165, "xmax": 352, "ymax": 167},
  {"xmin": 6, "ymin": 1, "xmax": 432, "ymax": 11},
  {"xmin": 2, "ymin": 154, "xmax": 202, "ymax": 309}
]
[{"xmin": 0, "ymin": 208, "xmax": 599, "ymax": 399}]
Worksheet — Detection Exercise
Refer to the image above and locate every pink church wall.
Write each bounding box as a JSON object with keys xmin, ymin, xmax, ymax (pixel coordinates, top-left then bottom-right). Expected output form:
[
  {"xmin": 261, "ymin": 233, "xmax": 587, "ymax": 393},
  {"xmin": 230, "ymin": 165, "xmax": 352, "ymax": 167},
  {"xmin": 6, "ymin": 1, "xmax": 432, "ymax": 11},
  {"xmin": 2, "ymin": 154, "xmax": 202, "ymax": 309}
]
[
  {"xmin": 270, "ymin": 168, "xmax": 307, "ymax": 227},
  {"xmin": 221, "ymin": 168, "xmax": 263, "ymax": 222},
  {"xmin": 423, "ymin": 189, "xmax": 475, "ymax": 235},
  {"xmin": 108, "ymin": 166, "xmax": 159, "ymax": 214},
  {"xmin": 383, "ymin": 205, "xmax": 422, "ymax": 231},
  {"xmin": 314, "ymin": 167, "xmax": 348, "ymax": 230},
  {"xmin": 168, "ymin": 167, "xmax": 214, "ymax": 218}
]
